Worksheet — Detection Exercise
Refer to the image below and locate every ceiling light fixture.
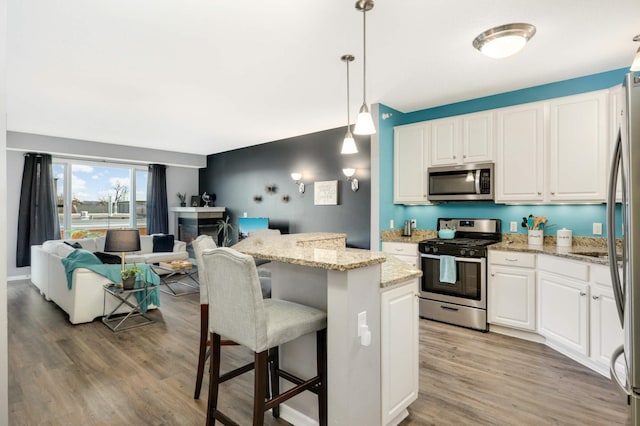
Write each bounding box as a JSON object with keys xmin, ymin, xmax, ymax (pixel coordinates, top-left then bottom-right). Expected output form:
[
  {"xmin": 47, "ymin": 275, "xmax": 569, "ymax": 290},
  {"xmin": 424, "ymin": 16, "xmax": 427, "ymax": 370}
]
[
  {"xmin": 341, "ymin": 54, "xmax": 358, "ymax": 155},
  {"xmin": 353, "ymin": 0, "xmax": 376, "ymax": 135},
  {"xmin": 631, "ymin": 34, "xmax": 640, "ymax": 71},
  {"xmin": 473, "ymin": 23, "xmax": 536, "ymax": 59}
]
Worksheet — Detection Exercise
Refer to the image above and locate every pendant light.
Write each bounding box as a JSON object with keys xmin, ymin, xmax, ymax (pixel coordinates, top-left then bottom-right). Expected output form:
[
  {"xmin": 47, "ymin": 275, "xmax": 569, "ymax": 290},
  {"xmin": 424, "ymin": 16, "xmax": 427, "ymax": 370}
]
[
  {"xmin": 631, "ymin": 35, "xmax": 640, "ymax": 71},
  {"xmin": 341, "ymin": 54, "xmax": 358, "ymax": 155},
  {"xmin": 353, "ymin": 0, "xmax": 376, "ymax": 135}
]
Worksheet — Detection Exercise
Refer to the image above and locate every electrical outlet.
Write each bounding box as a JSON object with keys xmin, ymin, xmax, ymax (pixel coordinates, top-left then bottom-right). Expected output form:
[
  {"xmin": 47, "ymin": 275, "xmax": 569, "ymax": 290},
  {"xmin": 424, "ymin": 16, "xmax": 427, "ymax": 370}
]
[
  {"xmin": 390, "ymin": 219, "xmax": 394, "ymax": 229},
  {"xmin": 510, "ymin": 221, "xmax": 518, "ymax": 232},
  {"xmin": 411, "ymin": 219, "xmax": 417, "ymax": 228},
  {"xmin": 593, "ymin": 223, "xmax": 603, "ymax": 235}
]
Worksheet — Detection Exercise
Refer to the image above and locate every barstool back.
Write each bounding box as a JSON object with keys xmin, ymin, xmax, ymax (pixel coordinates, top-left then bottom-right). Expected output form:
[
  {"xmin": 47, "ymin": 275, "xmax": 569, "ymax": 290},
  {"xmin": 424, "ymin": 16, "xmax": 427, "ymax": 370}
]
[{"xmin": 192, "ymin": 235, "xmax": 217, "ymax": 305}]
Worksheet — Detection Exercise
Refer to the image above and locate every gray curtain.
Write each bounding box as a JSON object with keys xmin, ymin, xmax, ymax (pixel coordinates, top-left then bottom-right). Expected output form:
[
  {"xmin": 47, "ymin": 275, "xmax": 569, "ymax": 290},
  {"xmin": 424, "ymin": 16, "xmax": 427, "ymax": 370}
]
[
  {"xmin": 147, "ymin": 164, "xmax": 168, "ymax": 235},
  {"xmin": 16, "ymin": 153, "xmax": 60, "ymax": 267}
]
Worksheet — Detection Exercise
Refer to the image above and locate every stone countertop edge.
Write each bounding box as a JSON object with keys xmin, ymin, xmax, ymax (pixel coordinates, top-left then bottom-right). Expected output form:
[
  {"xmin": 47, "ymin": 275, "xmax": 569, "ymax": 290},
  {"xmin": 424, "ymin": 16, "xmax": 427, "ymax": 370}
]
[
  {"xmin": 489, "ymin": 241, "xmax": 619, "ymax": 266},
  {"xmin": 380, "ymin": 256, "xmax": 422, "ymax": 288}
]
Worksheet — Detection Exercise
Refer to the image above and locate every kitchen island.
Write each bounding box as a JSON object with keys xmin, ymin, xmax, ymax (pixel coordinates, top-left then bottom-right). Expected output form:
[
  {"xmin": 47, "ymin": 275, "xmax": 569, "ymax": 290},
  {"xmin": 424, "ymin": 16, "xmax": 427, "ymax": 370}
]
[{"xmin": 232, "ymin": 233, "xmax": 421, "ymax": 426}]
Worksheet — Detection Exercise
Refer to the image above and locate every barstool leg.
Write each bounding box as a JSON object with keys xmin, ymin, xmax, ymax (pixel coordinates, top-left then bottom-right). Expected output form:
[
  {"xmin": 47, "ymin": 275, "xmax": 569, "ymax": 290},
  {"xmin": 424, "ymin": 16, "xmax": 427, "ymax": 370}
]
[
  {"xmin": 317, "ymin": 329, "xmax": 327, "ymax": 426},
  {"xmin": 253, "ymin": 351, "xmax": 268, "ymax": 426},
  {"xmin": 194, "ymin": 304, "xmax": 209, "ymax": 399},
  {"xmin": 269, "ymin": 346, "xmax": 280, "ymax": 418},
  {"xmin": 206, "ymin": 333, "xmax": 221, "ymax": 426}
]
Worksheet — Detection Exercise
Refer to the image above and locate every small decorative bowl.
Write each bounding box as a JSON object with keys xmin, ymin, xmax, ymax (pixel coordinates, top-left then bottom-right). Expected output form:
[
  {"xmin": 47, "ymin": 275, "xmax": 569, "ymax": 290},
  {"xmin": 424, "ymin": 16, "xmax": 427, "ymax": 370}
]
[{"xmin": 438, "ymin": 229, "xmax": 456, "ymax": 239}]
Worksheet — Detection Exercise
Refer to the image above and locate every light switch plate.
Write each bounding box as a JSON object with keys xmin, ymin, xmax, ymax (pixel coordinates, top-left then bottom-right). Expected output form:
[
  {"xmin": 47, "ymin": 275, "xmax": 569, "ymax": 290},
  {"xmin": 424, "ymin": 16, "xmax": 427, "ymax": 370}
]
[
  {"xmin": 390, "ymin": 219, "xmax": 394, "ymax": 229},
  {"xmin": 411, "ymin": 219, "xmax": 417, "ymax": 228},
  {"xmin": 510, "ymin": 221, "xmax": 518, "ymax": 232}
]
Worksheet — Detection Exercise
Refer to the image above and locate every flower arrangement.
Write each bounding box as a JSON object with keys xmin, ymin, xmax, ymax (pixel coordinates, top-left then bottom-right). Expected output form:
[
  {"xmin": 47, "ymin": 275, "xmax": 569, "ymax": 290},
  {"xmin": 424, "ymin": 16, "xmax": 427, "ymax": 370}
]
[{"xmin": 177, "ymin": 192, "xmax": 187, "ymax": 207}]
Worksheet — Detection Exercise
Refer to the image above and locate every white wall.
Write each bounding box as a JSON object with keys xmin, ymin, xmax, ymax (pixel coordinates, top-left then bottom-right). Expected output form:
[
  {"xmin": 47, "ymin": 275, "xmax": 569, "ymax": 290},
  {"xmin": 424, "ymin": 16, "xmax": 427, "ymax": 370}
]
[
  {"xmin": 6, "ymin": 134, "xmax": 201, "ymax": 279},
  {"xmin": 1, "ymin": 0, "xmax": 9, "ymax": 421}
]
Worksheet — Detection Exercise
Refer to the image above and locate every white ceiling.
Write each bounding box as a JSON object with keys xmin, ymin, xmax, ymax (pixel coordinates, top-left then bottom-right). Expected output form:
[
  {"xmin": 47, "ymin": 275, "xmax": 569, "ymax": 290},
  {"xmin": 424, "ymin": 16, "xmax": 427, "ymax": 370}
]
[{"xmin": 7, "ymin": 0, "xmax": 640, "ymax": 156}]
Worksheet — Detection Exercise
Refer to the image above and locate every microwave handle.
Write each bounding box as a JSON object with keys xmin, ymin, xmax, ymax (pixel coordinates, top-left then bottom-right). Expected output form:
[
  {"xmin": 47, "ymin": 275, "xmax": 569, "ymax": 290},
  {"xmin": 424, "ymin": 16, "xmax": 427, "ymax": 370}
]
[{"xmin": 475, "ymin": 170, "xmax": 481, "ymax": 194}]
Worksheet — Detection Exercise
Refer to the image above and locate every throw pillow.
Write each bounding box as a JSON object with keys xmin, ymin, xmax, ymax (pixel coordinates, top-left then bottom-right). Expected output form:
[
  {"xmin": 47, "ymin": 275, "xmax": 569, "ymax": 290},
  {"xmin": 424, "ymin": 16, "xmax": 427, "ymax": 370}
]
[
  {"xmin": 94, "ymin": 251, "xmax": 122, "ymax": 265},
  {"xmin": 64, "ymin": 241, "xmax": 83, "ymax": 249},
  {"xmin": 152, "ymin": 234, "xmax": 174, "ymax": 253}
]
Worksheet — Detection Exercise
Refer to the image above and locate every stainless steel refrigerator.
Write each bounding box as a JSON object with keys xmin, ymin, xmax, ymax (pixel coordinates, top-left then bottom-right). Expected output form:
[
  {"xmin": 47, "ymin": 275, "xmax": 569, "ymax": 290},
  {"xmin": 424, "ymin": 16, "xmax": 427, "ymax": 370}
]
[{"xmin": 608, "ymin": 71, "xmax": 640, "ymax": 422}]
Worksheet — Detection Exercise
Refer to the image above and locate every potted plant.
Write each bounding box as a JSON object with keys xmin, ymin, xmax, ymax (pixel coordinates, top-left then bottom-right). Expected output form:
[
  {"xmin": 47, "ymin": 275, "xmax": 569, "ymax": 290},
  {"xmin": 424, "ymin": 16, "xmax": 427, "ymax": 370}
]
[
  {"xmin": 121, "ymin": 263, "xmax": 144, "ymax": 290},
  {"xmin": 216, "ymin": 216, "xmax": 235, "ymax": 247},
  {"xmin": 177, "ymin": 192, "xmax": 187, "ymax": 207}
]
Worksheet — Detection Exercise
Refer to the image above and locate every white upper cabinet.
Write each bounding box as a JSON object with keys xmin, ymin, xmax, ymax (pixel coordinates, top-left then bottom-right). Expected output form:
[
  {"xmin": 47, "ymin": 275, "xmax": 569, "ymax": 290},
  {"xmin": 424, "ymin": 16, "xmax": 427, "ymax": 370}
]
[
  {"xmin": 547, "ymin": 90, "xmax": 609, "ymax": 202},
  {"xmin": 430, "ymin": 117, "xmax": 460, "ymax": 166},
  {"xmin": 394, "ymin": 122, "xmax": 430, "ymax": 204},
  {"xmin": 429, "ymin": 112, "xmax": 493, "ymax": 167},
  {"xmin": 495, "ymin": 102, "xmax": 546, "ymax": 202}
]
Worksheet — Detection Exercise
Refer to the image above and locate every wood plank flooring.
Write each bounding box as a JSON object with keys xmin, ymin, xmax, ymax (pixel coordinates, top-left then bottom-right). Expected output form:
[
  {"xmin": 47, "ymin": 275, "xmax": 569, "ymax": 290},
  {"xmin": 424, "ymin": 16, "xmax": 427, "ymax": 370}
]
[{"xmin": 8, "ymin": 279, "xmax": 631, "ymax": 425}]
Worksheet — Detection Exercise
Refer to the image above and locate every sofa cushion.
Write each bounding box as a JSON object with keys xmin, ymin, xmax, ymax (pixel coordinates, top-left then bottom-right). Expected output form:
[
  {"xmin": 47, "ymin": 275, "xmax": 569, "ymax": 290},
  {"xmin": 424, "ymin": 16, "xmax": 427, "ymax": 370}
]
[
  {"xmin": 152, "ymin": 234, "xmax": 174, "ymax": 252},
  {"xmin": 56, "ymin": 243, "xmax": 76, "ymax": 258},
  {"xmin": 94, "ymin": 251, "xmax": 122, "ymax": 265}
]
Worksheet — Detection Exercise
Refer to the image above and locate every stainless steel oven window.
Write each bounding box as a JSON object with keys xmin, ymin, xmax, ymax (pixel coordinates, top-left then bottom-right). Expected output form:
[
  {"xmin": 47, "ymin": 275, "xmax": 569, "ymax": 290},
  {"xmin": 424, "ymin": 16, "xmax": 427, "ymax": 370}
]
[{"xmin": 420, "ymin": 254, "xmax": 483, "ymax": 299}]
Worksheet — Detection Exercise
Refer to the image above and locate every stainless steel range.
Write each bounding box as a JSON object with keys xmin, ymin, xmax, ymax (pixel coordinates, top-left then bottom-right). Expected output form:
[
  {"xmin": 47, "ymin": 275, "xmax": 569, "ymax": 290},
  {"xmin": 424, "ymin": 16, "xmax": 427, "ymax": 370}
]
[{"xmin": 418, "ymin": 218, "xmax": 501, "ymax": 331}]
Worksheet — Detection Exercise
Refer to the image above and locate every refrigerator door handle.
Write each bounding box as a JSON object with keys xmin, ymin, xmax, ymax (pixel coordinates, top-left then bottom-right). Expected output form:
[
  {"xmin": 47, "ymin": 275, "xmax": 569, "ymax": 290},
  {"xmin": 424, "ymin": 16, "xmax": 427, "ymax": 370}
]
[
  {"xmin": 607, "ymin": 129, "xmax": 624, "ymax": 326},
  {"xmin": 610, "ymin": 344, "xmax": 630, "ymax": 396}
]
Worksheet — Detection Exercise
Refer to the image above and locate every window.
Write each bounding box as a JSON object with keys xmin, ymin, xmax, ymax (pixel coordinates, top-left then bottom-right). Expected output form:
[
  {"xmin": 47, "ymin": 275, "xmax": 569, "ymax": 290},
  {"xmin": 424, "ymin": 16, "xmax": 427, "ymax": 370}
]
[{"xmin": 53, "ymin": 160, "xmax": 148, "ymax": 238}]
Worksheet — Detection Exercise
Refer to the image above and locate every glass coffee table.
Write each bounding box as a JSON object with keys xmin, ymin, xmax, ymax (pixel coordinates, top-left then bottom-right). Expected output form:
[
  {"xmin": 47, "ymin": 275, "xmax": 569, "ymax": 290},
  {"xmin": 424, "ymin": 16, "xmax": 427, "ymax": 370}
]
[{"xmin": 152, "ymin": 260, "xmax": 199, "ymax": 296}]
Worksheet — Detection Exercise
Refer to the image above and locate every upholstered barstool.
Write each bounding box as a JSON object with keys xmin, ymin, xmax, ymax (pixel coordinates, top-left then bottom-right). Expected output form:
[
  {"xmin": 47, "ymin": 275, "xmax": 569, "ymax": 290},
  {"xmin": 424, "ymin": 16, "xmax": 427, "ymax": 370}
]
[
  {"xmin": 192, "ymin": 235, "xmax": 221, "ymax": 399},
  {"xmin": 201, "ymin": 247, "xmax": 327, "ymax": 426}
]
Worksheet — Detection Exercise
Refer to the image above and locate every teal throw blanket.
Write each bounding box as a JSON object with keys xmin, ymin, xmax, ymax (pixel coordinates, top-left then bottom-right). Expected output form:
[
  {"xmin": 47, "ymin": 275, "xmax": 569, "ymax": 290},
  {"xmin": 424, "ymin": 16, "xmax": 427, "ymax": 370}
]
[{"xmin": 61, "ymin": 249, "xmax": 161, "ymax": 311}]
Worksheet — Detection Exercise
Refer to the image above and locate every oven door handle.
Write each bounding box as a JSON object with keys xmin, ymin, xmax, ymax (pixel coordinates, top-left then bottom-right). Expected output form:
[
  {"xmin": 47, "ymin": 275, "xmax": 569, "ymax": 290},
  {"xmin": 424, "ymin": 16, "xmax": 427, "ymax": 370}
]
[{"xmin": 420, "ymin": 253, "xmax": 483, "ymax": 263}]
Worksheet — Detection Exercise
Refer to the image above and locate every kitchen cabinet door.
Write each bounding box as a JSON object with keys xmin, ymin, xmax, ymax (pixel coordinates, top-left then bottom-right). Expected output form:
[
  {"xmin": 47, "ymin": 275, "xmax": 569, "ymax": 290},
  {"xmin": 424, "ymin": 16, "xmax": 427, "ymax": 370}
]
[
  {"xmin": 590, "ymin": 265, "xmax": 624, "ymax": 372},
  {"xmin": 610, "ymin": 85, "xmax": 623, "ymax": 202},
  {"xmin": 394, "ymin": 123, "xmax": 430, "ymax": 204},
  {"xmin": 381, "ymin": 279, "xmax": 419, "ymax": 426},
  {"xmin": 488, "ymin": 264, "xmax": 536, "ymax": 331},
  {"xmin": 548, "ymin": 90, "xmax": 609, "ymax": 202},
  {"xmin": 495, "ymin": 103, "xmax": 545, "ymax": 202},
  {"xmin": 462, "ymin": 111, "xmax": 493, "ymax": 164},
  {"xmin": 430, "ymin": 117, "xmax": 460, "ymax": 166},
  {"xmin": 537, "ymin": 271, "xmax": 589, "ymax": 356}
]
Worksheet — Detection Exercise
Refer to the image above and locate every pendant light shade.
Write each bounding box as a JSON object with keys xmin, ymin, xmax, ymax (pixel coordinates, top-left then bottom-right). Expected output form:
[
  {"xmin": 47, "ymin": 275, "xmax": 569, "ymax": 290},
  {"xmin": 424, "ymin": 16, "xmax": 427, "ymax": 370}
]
[
  {"xmin": 631, "ymin": 35, "xmax": 640, "ymax": 71},
  {"xmin": 341, "ymin": 54, "xmax": 358, "ymax": 154},
  {"xmin": 353, "ymin": 0, "xmax": 376, "ymax": 136},
  {"xmin": 473, "ymin": 23, "xmax": 536, "ymax": 59}
]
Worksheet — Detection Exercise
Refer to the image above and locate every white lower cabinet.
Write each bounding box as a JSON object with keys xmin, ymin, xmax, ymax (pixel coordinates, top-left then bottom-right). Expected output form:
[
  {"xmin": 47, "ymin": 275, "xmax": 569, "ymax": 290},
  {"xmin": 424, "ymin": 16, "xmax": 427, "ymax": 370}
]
[
  {"xmin": 589, "ymin": 264, "xmax": 624, "ymax": 373},
  {"xmin": 382, "ymin": 242, "xmax": 418, "ymax": 268},
  {"xmin": 489, "ymin": 252, "xmax": 623, "ymax": 377},
  {"xmin": 381, "ymin": 279, "xmax": 419, "ymax": 426},
  {"xmin": 488, "ymin": 251, "xmax": 536, "ymax": 331}
]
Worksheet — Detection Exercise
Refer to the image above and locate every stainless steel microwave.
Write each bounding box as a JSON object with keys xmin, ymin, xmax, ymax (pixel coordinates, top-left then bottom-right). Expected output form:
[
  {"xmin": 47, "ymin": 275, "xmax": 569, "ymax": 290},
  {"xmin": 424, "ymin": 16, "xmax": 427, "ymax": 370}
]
[{"xmin": 427, "ymin": 163, "xmax": 494, "ymax": 202}]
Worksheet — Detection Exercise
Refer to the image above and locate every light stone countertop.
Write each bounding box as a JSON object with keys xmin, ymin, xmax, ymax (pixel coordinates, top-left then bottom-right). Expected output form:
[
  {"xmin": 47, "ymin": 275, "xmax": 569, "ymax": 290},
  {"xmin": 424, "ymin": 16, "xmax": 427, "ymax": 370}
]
[
  {"xmin": 232, "ymin": 233, "xmax": 421, "ymax": 286},
  {"xmin": 489, "ymin": 241, "xmax": 620, "ymax": 266}
]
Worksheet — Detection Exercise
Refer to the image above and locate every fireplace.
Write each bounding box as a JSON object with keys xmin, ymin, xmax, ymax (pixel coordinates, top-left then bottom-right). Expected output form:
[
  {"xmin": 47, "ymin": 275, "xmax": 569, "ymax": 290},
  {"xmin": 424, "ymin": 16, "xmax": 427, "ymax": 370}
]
[{"xmin": 170, "ymin": 207, "xmax": 225, "ymax": 257}]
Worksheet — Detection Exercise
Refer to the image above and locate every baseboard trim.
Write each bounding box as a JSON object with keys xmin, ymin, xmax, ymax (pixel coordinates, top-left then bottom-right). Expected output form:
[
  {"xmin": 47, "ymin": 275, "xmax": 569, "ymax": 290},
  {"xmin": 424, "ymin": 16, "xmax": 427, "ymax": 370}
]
[
  {"xmin": 8, "ymin": 274, "xmax": 30, "ymax": 282},
  {"xmin": 278, "ymin": 404, "xmax": 318, "ymax": 426}
]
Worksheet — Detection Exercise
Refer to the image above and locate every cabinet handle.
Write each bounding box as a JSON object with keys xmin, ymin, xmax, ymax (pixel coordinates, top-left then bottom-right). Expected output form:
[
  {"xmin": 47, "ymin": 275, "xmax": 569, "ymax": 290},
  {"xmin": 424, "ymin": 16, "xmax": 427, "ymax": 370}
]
[
  {"xmin": 453, "ymin": 155, "xmax": 457, "ymax": 159},
  {"xmin": 490, "ymin": 273, "xmax": 495, "ymax": 277},
  {"xmin": 463, "ymin": 155, "xmax": 466, "ymax": 158},
  {"xmin": 505, "ymin": 258, "xmax": 518, "ymax": 262},
  {"xmin": 592, "ymin": 295, "xmax": 600, "ymax": 300},
  {"xmin": 537, "ymin": 192, "xmax": 542, "ymax": 196},
  {"xmin": 580, "ymin": 292, "xmax": 587, "ymax": 296},
  {"xmin": 551, "ymin": 192, "xmax": 555, "ymax": 195}
]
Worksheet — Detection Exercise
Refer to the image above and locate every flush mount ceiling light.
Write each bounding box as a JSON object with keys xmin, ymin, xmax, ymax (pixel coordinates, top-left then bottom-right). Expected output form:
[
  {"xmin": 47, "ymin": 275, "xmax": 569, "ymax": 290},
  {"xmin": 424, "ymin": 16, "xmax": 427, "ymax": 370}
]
[
  {"xmin": 473, "ymin": 23, "xmax": 536, "ymax": 59},
  {"xmin": 341, "ymin": 54, "xmax": 358, "ymax": 154},
  {"xmin": 631, "ymin": 34, "xmax": 640, "ymax": 71},
  {"xmin": 353, "ymin": 0, "xmax": 376, "ymax": 135}
]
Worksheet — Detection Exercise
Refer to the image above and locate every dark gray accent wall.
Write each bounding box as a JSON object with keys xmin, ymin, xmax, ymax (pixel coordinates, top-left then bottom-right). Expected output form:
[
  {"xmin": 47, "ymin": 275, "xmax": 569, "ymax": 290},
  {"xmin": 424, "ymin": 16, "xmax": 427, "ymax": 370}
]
[{"xmin": 200, "ymin": 127, "xmax": 371, "ymax": 248}]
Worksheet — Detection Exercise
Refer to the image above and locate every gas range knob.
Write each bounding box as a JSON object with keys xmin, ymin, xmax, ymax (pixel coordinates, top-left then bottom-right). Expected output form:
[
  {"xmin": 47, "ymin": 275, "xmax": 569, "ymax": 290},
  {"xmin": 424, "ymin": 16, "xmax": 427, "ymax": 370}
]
[
  {"xmin": 469, "ymin": 250, "xmax": 475, "ymax": 256},
  {"xmin": 433, "ymin": 247, "xmax": 438, "ymax": 253},
  {"xmin": 422, "ymin": 246, "xmax": 430, "ymax": 253},
  {"xmin": 460, "ymin": 249, "xmax": 466, "ymax": 255}
]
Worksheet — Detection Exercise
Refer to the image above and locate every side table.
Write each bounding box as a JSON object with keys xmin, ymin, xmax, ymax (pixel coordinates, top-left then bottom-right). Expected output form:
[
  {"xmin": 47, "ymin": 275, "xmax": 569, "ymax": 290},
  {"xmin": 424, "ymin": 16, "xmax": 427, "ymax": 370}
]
[
  {"xmin": 152, "ymin": 262, "xmax": 199, "ymax": 296},
  {"xmin": 102, "ymin": 283, "xmax": 156, "ymax": 332}
]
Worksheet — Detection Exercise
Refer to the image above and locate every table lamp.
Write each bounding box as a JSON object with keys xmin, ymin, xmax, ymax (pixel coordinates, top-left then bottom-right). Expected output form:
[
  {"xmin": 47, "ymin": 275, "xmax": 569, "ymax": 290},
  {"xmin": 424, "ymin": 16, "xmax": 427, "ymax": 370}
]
[{"xmin": 104, "ymin": 229, "xmax": 141, "ymax": 276}]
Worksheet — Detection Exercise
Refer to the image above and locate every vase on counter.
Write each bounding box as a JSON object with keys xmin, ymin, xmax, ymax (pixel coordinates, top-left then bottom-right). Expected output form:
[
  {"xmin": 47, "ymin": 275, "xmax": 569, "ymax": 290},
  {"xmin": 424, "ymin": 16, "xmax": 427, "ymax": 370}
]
[{"xmin": 528, "ymin": 230, "xmax": 543, "ymax": 245}]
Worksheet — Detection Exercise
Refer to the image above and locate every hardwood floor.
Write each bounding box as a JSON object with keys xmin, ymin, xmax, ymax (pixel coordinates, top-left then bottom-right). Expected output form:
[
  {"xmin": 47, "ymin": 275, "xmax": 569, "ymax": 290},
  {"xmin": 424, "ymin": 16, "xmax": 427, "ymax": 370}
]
[{"xmin": 8, "ymin": 279, "xmax": 631, "ymax": 425}]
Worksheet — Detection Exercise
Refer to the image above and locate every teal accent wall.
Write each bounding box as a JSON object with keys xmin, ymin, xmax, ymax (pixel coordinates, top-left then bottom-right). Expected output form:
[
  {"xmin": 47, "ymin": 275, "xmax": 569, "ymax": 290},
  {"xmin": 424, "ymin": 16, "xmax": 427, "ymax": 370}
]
[{"xmin": 378, "ymin": 68, "xmax": 628, "ymax": 244}]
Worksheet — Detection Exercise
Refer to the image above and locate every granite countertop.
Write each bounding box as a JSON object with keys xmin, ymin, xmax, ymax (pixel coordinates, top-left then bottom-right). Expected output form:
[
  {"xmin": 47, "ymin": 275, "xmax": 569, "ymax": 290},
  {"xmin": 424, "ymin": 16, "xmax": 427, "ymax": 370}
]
[
  {"xmin": 380, "ymin": 229, "xmax": 435, "ymax": 244},
  {"xmin": 233, "ymin": 232, "xmax": 422, "ymax": 286},
  {"xmin": 490, "ymin": 237, "xmax": 621, "ymax": 266},
  {"xmin": 380, "ymin": 255, "xmax": 422, "ymax": 288},
  {"xmin": 232, "ymin": 233, "xmax": 385, "ymax": 272}
]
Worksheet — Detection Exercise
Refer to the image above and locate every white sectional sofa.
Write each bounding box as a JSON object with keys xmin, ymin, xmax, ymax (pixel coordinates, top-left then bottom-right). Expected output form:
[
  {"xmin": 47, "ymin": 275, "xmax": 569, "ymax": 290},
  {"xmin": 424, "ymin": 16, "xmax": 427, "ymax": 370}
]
[{"xmin": 30, "ymin": 235, "xmax": 188, "ymax": 324}]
